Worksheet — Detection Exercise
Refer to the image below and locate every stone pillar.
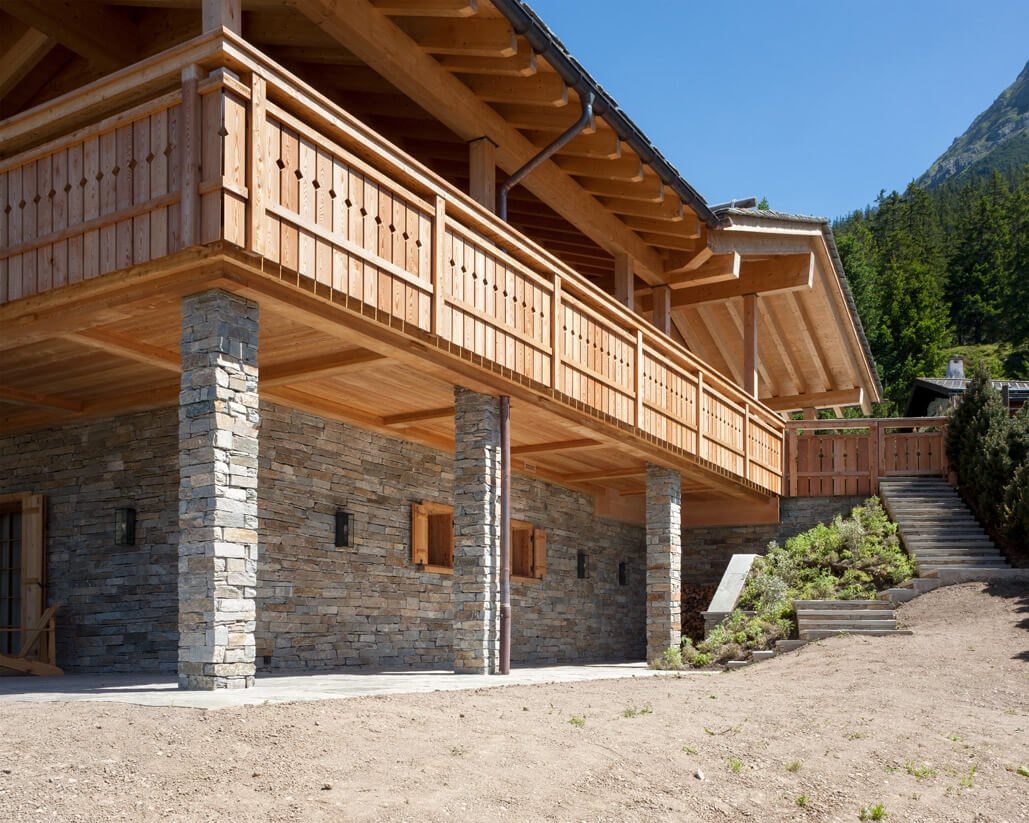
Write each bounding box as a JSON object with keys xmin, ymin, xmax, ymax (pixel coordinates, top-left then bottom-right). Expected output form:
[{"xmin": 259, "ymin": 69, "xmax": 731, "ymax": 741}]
[
  {"xmin": 646, "ymin": 463, "xmax": 681, "ymax": 661},
  {"xmin": 452, "ymin": 387, "xmax": 501, "ymax": 674},
  {"xmin": 178, "ymin": 289, "xmax": 260, "ymax": 690}
]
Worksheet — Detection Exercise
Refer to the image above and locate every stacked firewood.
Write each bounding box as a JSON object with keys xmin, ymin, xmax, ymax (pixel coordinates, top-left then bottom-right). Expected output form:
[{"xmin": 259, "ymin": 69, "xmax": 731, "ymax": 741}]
[{"xmin": 681, "ymin": 583, "xmax": 718, "ymax": 642}]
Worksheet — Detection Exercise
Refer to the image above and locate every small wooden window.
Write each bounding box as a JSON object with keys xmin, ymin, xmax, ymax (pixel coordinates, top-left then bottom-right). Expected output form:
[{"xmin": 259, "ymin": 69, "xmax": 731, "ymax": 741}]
[
  {"xmin": 411, "ymin": 501, "xmax": 454, "ymax": 572},
  {"xmin": 618, "ymin": 561, "xmax": 628, "ymax": 586},
  {"xmin": 512, "ymin": 521, "xmax": 546, "ymax": 581},
  {"xmin": 577, "ymin": 551, "xmax": 589, "ymax": 579}
]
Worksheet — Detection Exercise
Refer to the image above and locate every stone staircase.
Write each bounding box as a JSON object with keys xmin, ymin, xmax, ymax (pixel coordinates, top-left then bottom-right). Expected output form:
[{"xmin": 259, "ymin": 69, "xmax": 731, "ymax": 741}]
[
  {"xmin": 877, "ymin": 477, "xmax": 1027, "ymax": 599},
  {"xmin": 794, "ymin": 599, "xmax": 911, "ymax": 641}
]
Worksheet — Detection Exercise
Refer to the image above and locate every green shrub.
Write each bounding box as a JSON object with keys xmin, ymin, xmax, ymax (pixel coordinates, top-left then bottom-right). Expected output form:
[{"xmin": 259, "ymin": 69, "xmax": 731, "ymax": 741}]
[
  {"xmin": 946, "ymin": 369, "xmax": 1029, "ymax": 558},
  {"xmin": 682, "ymin": 497, "xmax": 914, "ymax": 668}
]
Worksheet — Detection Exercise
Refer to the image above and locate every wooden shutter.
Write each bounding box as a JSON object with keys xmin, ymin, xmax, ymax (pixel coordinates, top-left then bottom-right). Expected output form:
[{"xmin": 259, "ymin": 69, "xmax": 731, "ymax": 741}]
[
  {"xmin": 411, "ymin": 503, "xmax": 429, "ymax": 565},
  {"xmin": 532, "ymin": 528, "xmax": 546, "ymax": 579}
]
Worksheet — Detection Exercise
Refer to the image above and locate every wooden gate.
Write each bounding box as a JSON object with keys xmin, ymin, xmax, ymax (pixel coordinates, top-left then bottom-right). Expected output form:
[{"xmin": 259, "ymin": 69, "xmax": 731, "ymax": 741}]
[{"xmin": 785, "ymin": 418, "xmax": 949, "ymax": 497}]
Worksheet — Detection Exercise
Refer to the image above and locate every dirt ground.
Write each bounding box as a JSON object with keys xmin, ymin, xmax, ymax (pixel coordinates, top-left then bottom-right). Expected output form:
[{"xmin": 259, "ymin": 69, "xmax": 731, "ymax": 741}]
[{"xmin": 1, "ymin": 581, "xmax": 1026, "ymax": 823}]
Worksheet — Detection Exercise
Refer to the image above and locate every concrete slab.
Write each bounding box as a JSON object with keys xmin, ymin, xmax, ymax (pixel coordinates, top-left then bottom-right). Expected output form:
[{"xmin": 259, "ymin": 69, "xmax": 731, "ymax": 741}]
[{"xmin": 0, "ymin": 662, "xmax": 702, "ymax": 710}]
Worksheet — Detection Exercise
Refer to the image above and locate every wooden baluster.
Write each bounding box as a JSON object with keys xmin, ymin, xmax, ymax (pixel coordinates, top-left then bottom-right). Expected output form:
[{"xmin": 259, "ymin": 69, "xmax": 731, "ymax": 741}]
[
  {"xmin": 869, "ymin": 420, "xmax": 879, "ymax": 495},
  {"xmin": 743, "ymin": 402, "xmax": 751, "ymax": 483},
  {"xmin": 180, "ymin": 64, "xmax": 202, "ymax": 248},
  {"xmin": 634, "ymin": 329, "xmax": 644, "ymax": 428},
  {"xmin": 697, "ymin": 372, "xmax": 705, "ymax": 461},
  {"xmin": 431, "ymin": 195, "xmax": 445, "ymax": 337},
  {"xmin": 247, "ymin": 72, "xmax": 267, "ymax": 256},
  {"xmin": 550, "ymin": 277, "xmax": 562, "ymax": 391}
]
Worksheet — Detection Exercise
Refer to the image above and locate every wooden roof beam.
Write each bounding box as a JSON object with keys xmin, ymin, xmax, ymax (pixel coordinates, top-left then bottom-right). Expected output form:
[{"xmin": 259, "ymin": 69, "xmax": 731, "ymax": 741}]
[
  {"xmin": 0, "ymin": 20, "xmax": 56, "ymax": 100},
  {"xmin": 621, "ymin": 214, "xmax": 701, "ymax": 239},
  {"xmin": 554, "ymin": 154, "xmax": 644, "ymax": 182},
  {"xmin": 511, "ymin": 437, "xmax": 600, "ymax": 456},
  {"xmin": 528, "ymin": 129, "xmax": 621, "ymax": 159},
  {"xmin": 461, "ymin": 74, "xmax": 568, "ymax": 106},
  {"xmin": 490, "ymin": 103, "xmax": 595, "ymax": 132},
  {"xmin": 0, "ymin": 384, "xmax": 83, "ymax": 413},
  {"xmin": 4, "ymin": 1, "xmax": 139, "ymax": 73},
  {"xmin": 439, "ymin": 42, "xmax": 537, "ymax": 76},
  {"xmin": 396, "ymin": 18, "xmax": 518, "ymax": 57},
  {"xmin": 262, "ymin": 350, "xmax": 388, "ymax": 386},
  {"xmin": 601, "ymin": 196, "xmax": 683, "ymax": 221},
  {"xmin": 289, "ymin": 0, "xmax": 666, "ymax": 281},
  {"xmin": 654, "ymin": 253, "xmax": 814, "ymax": 308},
  {"xmin": 757, "ymin": 297, "xmax": 804, "ymax": 396},
  {"xmin": 371, "ymin": 0, "xmax": 478, "ymax": 16},
  {"xmin": 790, "ymin": 291, "xmax": 834, "ymax": 394},
  {"xmin": 382, "ymin": 406, "xmax": 455, "ymax": 426},
  {"xmin": 560, "ymin": 466, "xmax": 646, "ymax": 483},
  {"xmin": 763, "ymin": 388, "xmax": 864, "ymax": 413},
  {"xmin": 578, "ymin": 174, "xmax": 664, "ymax": 203}
]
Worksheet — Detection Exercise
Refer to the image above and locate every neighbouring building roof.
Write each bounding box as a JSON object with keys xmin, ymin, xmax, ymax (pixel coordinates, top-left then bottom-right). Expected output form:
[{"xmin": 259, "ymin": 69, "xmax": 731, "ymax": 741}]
[{"xmin": 905, "ymin": 377, "xmax": 1029, "ymax": 416}]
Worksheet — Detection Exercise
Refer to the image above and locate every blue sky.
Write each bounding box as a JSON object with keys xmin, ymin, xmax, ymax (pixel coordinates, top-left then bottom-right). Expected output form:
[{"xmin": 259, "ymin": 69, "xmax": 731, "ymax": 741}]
[{"xmin": 528, "ymin": 0, "xmax": 1029, "ymax": 220}]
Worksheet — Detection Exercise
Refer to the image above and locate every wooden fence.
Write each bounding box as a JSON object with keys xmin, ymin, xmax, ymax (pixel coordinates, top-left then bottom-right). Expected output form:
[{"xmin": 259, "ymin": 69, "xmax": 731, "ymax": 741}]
[
  {"xmin": 784, "ymin": 417, "xmax": 949, "ymax": 497},
  {"xmin": 0, "ymin": 31, "xmax": 784, "ymax": 497}
]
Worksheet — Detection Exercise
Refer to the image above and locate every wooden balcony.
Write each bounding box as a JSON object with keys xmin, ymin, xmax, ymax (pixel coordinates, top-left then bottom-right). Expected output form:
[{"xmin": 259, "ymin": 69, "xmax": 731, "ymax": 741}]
[
  {"xmin": 784, "ymin": 418, "xmax": 949, "ymax": 498},
  {"xmin": 0, "ymin": 30, "xmax": 783, "ymax": 501}
]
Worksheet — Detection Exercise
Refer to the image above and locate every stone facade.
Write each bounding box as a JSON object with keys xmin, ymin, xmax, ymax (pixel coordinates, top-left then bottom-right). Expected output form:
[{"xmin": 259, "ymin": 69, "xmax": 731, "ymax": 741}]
[
  {"xmin": 451, "ymin": 387, "xmax": 502, "ymax": 674},
  {"xmin": 645, "ymin": 463, "xmax": 681, "ymax": 661},
  {"xmin": 177, "ymin": 290, "xmax": 260, "ymax": 690},
  {"xmin": 0, "ymin": 400, "xmax": 645, "ymax": 674},
  {"xmin": 0, "ymin": 408, "xmax": 179, "ymax": 673}
]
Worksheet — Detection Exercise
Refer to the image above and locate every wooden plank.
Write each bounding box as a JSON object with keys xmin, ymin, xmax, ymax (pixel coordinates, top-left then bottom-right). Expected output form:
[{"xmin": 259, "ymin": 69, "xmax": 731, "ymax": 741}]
[
  {"xmin": 763, "ymin": 388, "xmax": 864, "ymax": 413},
  {"xmin": 382, "ymin": 406, "xmax": 454, "ymax": 426},
  {"xmin": 180, "ymin": 65, "xmax": 202, "ymax": 248},
  {"xmin": 510, "ymin": 438, "xmax": 599, "ymax": 456},
  {"xmin": 743, "ymin": 292, "xmax": 758, "ymax": 398}
]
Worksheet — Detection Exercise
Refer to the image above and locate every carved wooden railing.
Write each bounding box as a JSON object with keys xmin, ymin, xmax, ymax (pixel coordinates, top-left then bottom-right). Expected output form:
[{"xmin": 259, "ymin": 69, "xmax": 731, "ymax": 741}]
[
  {"xmin": 0, "ymin": 31, "xmax": 784, "ymax": 496},
  {"xmin": 784, "ymin": 418, "xmax": 949, "ymax": 497}
]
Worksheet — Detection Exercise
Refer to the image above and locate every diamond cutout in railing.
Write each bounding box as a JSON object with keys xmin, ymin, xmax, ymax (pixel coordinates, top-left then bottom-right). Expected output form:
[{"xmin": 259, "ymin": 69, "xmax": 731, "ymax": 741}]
[
  {"xmin": 328, "ymin": 189, "xmax": 337, "ymax": 199},
  {"xmin": 344, "ymin": 198, "xmax": 353, "ymax": 208},
  {"xmin": 128, "ymin": 159, "xmax": 138, "ymax": 170},
  {"xmin": 47, "ymin": 188, "xmax": 56, "ymax": 200},
  {"xmin": 294, "ymin": 169, "xmax": 303, "ymax": 181},
  {"xmin": 312, "ymin": 179, "xmax": 320, "ymax": 190},
  {"xmin": 111, "ymin": 165, "xmax": 120, "ymax": 176},
  {"xmin": 276, "ymin": 158, "xmax": 286, "ymax": 170},
  {"xmin": 79, "ymin": 177, "xmax": 88, "ymax": 188},
  {"xmin": 32, "ymin": 194, "xmax": 41, "ymax": 205},
  {"xmin": 145, "ymin": 152, "xmax": 155, "ymax": 164},
  {"xmin": 64, "ymin": 183, "xmax": 73, "ymax": 194},
  {"xmin": 163, "ymin": 144, "xmax": 174, "ymax": 158},
  {"xmin": 359, "ymin": 207, "xmax": 368, "ymax": 218}
]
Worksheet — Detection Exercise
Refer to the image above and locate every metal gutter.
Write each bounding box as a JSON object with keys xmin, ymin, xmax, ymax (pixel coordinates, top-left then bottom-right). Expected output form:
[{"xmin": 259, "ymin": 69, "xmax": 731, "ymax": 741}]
[
  {"xmin": 489, "ymin": 0, "xmax": 725, "ymax": 229},
  {"xmin": 498, "ymin": 92, "xmax": 594, "ymax": 220}
]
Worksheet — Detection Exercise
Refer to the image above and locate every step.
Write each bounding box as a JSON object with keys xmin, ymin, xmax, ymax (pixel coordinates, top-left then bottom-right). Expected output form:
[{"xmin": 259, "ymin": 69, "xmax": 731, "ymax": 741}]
[
  {"xmin": 930, "ymin": 567, "xmax": 1029, "ymax": 584},
  {"xmin": 918, "ymin": 558, "xmax": 1009, "ymax": 567},
  {"xmin": 903, "ymin": 534, "xmax": 991, "ymax": 543},
  {"xmin": 800, "ymin": 628, "xmax": 913, "ymax": 640},
  {"xmin": 911, "ymin": 548, "xmax": 1003, "ymax": 557},
  {"xmin": 792, "ymin": 599, "xmax": 894, "ymax": 610},
  {"xmin": 725, "ymin": 659, "xmax": 751, "ymax": 669},
  {"xmin": 751, "ymin": 650, "xmax": 776, "ymax": 661},
  {"xmin": 775, "ymin": 639, "xmax": 809, "ymax": 652},
  {"xmin": 795, "ymin": 609, "xmax": 900, "ymax": 619},
  {"xmin": 878, "ymin": 588, "xmax": 919, "ymax": 603},
  {"xmin": 911, "ymin": 578, "xmax": 941, "ymax": 593},
  {"xmin": 799, "ymin": 620, "xmax": 899, "ymax": 631},
  {"xmin": 907, "ymin": 541, "xmax": 997, "ymax": 550}
]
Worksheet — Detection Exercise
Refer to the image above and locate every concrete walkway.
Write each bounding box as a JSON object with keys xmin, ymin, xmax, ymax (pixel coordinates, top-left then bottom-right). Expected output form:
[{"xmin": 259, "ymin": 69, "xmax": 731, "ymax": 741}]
[{"xmin": 0, "ymin": 662, "xmax": 697, "ymax": 710}]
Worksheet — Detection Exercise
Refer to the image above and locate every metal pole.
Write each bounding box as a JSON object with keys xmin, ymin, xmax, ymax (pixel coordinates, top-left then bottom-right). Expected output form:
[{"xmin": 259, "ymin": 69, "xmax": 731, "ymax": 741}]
[{"xmin": 499, "ymin": 395, "xmax": 511, "ymax": 675}]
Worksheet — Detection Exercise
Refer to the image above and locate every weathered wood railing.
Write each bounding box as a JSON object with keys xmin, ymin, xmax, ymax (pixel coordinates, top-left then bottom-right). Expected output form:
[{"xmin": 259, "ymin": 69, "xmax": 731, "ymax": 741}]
[
  {"xmin": 0, "ymin": 31, "xmax": 784, "ymax": 496},
  {"xmin": 784, "ymin": 418, "xmax": 949, "ymax": 497}
]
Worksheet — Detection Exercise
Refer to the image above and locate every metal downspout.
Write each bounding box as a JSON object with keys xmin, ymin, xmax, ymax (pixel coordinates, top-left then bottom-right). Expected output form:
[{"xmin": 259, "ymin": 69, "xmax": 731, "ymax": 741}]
[
  {"xmin": 497, "ymin": 92, "xmax": 594, "ymax": 221},
  {"xmin": 499, "ymin": 395, "xmax": 511, "ymax": 675}
]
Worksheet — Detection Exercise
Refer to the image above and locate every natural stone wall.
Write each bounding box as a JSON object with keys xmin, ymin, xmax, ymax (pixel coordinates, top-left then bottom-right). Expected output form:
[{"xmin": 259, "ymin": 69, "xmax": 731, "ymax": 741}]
[
  {"xmin": 257, "ymin": 401, "xmax": 645, "ymax": 669},
  {"xmin": 0, "ymin": 407, "xmax": 180, "ymax": 673},
  {"xmin": 0, "ymin": 392, "xmax": 646, "ymax": 674}
]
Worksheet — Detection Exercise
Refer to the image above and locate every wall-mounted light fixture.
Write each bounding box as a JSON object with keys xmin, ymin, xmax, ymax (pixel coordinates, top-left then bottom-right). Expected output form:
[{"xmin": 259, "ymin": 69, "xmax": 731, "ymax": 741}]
[
  {"xmin": 334, "ymin": 509, "xmax": 353, "ymax": 548},
  {"xmin": 577, "ymin": 550, "xmax": 589, "ymax": 579},
  {"xmin": 115, "ymin": 507, "xmax": 136, "ymax": 546}
]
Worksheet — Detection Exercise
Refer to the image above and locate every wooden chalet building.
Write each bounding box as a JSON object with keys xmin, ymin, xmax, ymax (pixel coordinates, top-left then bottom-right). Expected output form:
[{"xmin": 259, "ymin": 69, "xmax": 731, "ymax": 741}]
[{"xmin": 0, "ymin": 0, "xmax": 881, "ymax": 687}]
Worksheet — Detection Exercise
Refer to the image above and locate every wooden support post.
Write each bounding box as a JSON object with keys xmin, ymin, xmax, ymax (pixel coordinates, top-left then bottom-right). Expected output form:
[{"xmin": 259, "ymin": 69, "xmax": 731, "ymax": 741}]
[
  {"xmin": 869, "ymin": 419, "xmax": 879, "ymax": 494},
  {"xmin": 468, "ymin": 136, "xmax": 496, "ymax": 212},
  {"xmin": 788, "ymin": 425, "xmax": 799, "ymax": 497},
  {"xmin": 743, "ymin": 292, "xmax": 758, "ymax": 398},
  {"xmin": 246, "ymin": 72, "xmax": 266, "ymax": 256},
  {"xmin": 180, "ymin": 64, "xmax": 202, "ymax": 249},
  {"xmin": 877, "ymin": 419, "xmax": 886, "ymax": 480},
  {"xmin": 652, "ymin": 284, "xmax": 671, "ymax": 335},
  {"xmin": 614, "ymin": 252, "xmax": 635, "ymax": 311},
  {"xmin": 634, "ymin": 329, "xmax": 644, "ymax": 427},
  {"xmin": 550, "ymin": 277, "xmax": 562, "ymax": 390},
  {"xmin": 203, "ymin": 0, "xmax": 241, "ymax": 34},
  {"xmin": 432, "ymin": 196, "xmax": 446, "ymax": 336},
  {"xmin": 802, "ymin": 406, "xmax": 817, "ymax": 421}
]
